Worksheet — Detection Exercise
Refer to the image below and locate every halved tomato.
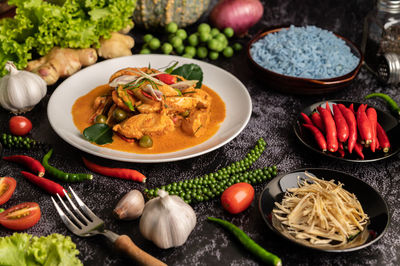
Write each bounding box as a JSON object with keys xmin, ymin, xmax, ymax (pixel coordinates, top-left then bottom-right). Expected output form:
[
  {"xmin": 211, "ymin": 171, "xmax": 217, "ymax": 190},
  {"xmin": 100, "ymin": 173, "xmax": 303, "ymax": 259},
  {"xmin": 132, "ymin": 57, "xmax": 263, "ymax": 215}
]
[
  {"xmin": 0, "ymin": 202, "xmax": 41, "ymax": 230},
  {"xmin": 0, "ymin": 177, "xmax": 17, "ymax": 205}
]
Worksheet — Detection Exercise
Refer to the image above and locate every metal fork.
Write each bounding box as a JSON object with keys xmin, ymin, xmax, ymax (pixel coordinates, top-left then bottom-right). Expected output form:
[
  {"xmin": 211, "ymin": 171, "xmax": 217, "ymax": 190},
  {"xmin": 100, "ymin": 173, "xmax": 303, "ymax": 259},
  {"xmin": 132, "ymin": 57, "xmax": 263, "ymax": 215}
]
[{"xmin": 51, "ymin": 187, "xmax": 167, "ymax": 266}]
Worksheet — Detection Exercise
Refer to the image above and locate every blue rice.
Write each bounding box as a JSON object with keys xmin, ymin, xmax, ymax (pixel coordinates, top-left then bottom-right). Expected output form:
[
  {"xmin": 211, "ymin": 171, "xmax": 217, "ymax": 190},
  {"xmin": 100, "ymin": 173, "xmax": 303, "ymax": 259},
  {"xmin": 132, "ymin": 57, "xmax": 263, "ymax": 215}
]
[{"xmin": 250, "ymin": 25, "xmax": 359, "ymax": 79}]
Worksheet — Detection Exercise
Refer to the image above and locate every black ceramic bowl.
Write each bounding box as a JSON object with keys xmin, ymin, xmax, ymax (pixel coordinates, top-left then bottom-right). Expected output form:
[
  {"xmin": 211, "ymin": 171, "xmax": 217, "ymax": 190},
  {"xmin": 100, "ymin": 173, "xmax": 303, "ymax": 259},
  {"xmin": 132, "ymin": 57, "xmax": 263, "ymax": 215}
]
[
  {"xmin": 294, "ymin": 100, "xmax": 400, "ymax": 162},
  {"xmin": 247, "ymin": 27, "xmax": 363, "ymax": 95},
  {"xmin": 259, "ymin": 168, "xmax": 390, "ymax": 252}
]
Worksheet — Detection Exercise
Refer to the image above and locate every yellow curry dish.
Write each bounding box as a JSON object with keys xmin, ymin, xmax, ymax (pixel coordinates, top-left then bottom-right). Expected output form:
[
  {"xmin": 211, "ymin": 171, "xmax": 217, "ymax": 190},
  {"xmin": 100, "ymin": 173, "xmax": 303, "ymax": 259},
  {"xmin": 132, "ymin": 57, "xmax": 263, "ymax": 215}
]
[{"xmin": 72, "ymin": 65, "xmax": 226, "ymax": 154}]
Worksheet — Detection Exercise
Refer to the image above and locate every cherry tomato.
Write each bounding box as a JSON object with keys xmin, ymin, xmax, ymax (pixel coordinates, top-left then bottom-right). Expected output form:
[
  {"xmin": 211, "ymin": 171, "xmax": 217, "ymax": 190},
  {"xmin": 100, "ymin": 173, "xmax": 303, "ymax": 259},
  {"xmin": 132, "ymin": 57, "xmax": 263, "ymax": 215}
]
[
  {"xmin": 221, "ymin": 183, "xmax": 255, "ymax": 214},
  {"xmin": 9, "ymin": 116, "xmax": 33, "ymax": 136},
  {"xmin": 0, "ymin": 177, "xmax": 17, "ymax": 205},
  {"xmin": 156, "ymin": 73, "xmax": 177, "ymax": 85},
  {"xmin": 0, "ymin": 202, "xmax": 41, "ymax": 230}
]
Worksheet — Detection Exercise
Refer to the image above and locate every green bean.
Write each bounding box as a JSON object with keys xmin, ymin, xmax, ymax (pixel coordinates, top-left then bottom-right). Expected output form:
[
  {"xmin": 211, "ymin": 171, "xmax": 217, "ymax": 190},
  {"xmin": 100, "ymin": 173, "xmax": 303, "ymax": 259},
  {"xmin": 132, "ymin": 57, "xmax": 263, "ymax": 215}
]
[
  {"xmin": 42, "ymin": 149, "xmax": 93, "ymax": 182},
  {"xmin": 365, "ymin": 92, "xmax": 400, "ymax": 117},
  {"xmin": 208, "ymin": 217, "xmax": 282, "ymax": 266}
]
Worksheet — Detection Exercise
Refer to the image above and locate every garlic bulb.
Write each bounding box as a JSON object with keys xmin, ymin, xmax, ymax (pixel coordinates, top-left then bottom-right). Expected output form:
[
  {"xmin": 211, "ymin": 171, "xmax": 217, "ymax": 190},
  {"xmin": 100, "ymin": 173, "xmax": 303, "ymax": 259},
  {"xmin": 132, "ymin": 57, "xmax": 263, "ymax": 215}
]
[
  {"xmin": 0, "ymin": 61, "xmax": 47, "ymax": 113},
  {"xmin": 139, "ymin": 190, "xmax": 196, "ymax": 249}
]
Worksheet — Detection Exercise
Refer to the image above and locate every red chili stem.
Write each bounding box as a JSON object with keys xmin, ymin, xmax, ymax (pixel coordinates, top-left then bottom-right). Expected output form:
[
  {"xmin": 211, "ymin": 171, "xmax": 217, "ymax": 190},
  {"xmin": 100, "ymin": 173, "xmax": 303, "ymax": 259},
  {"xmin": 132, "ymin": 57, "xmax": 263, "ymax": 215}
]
[
  {"xmin": 356, "ymin": 104, "xmax": 373, "ymax": 145},
  {"xmin": 302, "ymin": 123, "xmax": 327, "ymax": 152},
  {"xmin": 317, "ymin": 106, "xmax": 338, "ymax": 152},
  {"xmin": 376, "ymin": 122, "xmax": 390, "ymax": 153},
  {"xmin": 3, "ymin": 155, "xmax": 45, "ymax": 177},
  {"xmin": 366, "ymin": 107, "xmax": 378, "ymax": 152},
  {"xmin": 300, "ymin": 112, "xmax": 313, "ymax": 125},
  {"xmin": 82, "ymin": 157, "xmax": 146, "ymax": 183},
  {"xmin": 337, "ymin": 104, "xmax": 357, "ymax": 154},
  {"xmin": 310, "ymin": 112, "xmax": 325, "ymax": 133},
  {"xmin": 354, "ymin": 142, "xmax": 365, "ymax": 160},
  {"xmin": 332, "ymin": 104, "xmax": 349, "ymax": 143},
  {"xmin": 20, "ymin": 171, "xmax": 65, "ymax": 197}
]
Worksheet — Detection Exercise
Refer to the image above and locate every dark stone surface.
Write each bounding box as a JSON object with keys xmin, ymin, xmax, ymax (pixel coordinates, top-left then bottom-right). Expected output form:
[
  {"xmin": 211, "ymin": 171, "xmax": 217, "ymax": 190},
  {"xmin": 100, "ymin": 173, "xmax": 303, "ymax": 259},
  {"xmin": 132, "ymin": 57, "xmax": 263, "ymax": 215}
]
[{"xmin": 1, "ymin": 0, "xmax": 399, "ymax": 265}]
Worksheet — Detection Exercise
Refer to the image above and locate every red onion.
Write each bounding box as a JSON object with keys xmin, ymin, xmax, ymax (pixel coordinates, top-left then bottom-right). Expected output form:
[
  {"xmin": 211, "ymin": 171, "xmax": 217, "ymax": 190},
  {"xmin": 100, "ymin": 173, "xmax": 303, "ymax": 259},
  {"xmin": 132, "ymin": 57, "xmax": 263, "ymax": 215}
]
[{"xmin": 210, "ymin": 0, "xmax": 264, "ymax": 37}]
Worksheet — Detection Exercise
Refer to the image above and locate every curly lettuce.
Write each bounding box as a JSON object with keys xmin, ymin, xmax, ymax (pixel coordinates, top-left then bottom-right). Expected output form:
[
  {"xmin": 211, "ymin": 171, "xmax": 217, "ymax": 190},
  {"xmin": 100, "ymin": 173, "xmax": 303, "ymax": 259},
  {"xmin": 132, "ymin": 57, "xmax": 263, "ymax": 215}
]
[
  {"xmin": 0, "ymin": 233, "xmax": 83, "ymax": 266},
  {"xmin": 0, "ymin": 0, "xmax": 136, "ymax": 76}
]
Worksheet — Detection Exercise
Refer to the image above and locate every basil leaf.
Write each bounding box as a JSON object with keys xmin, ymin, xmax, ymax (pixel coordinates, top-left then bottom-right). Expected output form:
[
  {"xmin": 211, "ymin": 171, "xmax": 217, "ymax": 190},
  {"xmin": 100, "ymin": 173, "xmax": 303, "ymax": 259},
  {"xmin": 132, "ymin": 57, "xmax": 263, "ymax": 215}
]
[
  {"xmin": 83, "ymin": 124, "xmax": 113, "ymax": 145},
  {"xmin": 171, "ymin": 64, "xmax": 203, "ymax": 88}
]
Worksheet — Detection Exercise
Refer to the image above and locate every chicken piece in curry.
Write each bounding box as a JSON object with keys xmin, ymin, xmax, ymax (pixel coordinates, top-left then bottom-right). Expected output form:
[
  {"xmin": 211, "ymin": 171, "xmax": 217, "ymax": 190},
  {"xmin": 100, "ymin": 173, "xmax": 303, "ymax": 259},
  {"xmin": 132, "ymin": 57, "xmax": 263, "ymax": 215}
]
[{"xmin": 90, "ymin": 67, "xmax": 212, "ymax": 147}]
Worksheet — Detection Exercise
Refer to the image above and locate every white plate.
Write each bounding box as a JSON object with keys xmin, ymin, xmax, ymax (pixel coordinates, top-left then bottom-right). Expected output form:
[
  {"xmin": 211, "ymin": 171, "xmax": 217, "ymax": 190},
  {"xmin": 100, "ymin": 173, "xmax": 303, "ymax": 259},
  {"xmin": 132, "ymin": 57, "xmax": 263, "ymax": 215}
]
[{"xmin": 47, "ymin": 54, "xmax": 252, "ymax": 163}]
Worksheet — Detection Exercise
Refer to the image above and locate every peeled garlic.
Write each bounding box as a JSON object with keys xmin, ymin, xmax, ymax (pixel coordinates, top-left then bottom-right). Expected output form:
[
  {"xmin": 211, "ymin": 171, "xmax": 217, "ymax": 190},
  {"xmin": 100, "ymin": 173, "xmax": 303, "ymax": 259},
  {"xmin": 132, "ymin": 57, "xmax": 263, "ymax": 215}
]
[
  {"xmin": 0, "ymin": 61, "xmax": 47, "ymax": 113},
  {"xmin": 139, "ymin": 190, "xmax": 196, "ymax": 249}
]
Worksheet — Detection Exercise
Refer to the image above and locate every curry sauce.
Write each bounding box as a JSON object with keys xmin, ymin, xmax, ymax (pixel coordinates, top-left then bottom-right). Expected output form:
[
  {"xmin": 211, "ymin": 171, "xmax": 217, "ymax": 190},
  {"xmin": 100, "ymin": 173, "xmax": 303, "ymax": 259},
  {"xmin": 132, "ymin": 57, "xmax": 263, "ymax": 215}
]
[{"xmin": 71, "ymin": 84, "xmax": 226, "ymax": 154}]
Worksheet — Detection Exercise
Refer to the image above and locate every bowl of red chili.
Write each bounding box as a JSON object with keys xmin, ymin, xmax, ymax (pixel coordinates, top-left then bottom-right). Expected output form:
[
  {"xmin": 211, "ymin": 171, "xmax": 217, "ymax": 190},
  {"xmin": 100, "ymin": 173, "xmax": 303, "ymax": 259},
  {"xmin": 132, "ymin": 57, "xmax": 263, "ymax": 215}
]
[{"xmin": 293, "ymin": 100, "xmax": 400, "ymax": 162}]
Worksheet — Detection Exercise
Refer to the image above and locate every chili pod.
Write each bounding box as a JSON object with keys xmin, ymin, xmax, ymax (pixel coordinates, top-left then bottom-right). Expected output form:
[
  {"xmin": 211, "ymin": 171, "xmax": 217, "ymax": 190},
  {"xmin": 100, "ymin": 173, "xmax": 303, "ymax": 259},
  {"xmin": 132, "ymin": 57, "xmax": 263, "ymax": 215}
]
[
  {"xmin": 310, "ymin": 112, "xmax": 324, "ymax": 133},
  {"xmin": 338, "ymin": 142, "xmax": 345, "ymax": 158},
  {"xmin": 3, "ymin": 155, "xmax": 45, "ymax": 177},
  {"xmin": 365, "ymin": 92, "xmax": 400, "ymax": 117},
  {"xmin": 354, "ymin": 142, "xmax": 365, "ymax": 160},
  {"xmin": 208, "ymin": 217, "xmax": 282, "ymax": 266},
  {"xmin": 300, "ymin": 112, "xmax": 313, "ymax": 125},
  {"xmin": 376, "ymin": 123, "xmax": 390, "ymax": 153},
  {"xmin": 21, "ymin": 171, "xmax": 65, "ymax": 197},
  {"xmin": 356, "ymin": 104, "xmax": 373, "ymax": 145},
  {"xmin": 82, "ymin": 157, "xmax": 146, "ymax": 183},
  {"xmin": 42, "ymin": 149, "xmax": 93, "ymax": 182},
  {"xmin": 302, "ymin": 123, "xmax": 327, "ymax": 152},
  {"xmin": 332, "ymin": 104, "xmax": 349, "ymax": 143},
  {"xmin": 366, "ymin": 107, "xmax": 378, "ymax": 152},
  {"xmin": 317, "ymin": 106, "xmax": 338, "ymax": 152},
  {"xmin": 337, "ymin": 104, "xmax": 357, "ymax": 154}
]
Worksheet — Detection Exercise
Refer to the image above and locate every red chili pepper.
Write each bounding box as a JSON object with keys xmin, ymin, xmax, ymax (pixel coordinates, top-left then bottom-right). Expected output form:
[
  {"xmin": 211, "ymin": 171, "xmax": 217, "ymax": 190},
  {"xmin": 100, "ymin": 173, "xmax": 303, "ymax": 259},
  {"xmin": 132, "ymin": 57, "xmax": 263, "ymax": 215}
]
[
  {"xmin": 325, "ymin": 101, "xmax": 332, "ymax": 114},
  {"xmin": 332, "ymin": 104, "xmax": 349, "ymax": 143},
  {"xmin": 141, "ymin": 90, "xmax": 157, "ymax": 101},
  {"xmin": 317, "ymin": 106, "xmax": 338, "ymax": 152},
  {"xmin": 376, "ymin": 122, "xmax": 390, "ymax": 153},
  {"xmin": 300, "ymin": 112, "xmax": 313, "ymax": 125},
  {"xmin": 338, "ymin": 142, "xmax": 345, "ymax": 157},
  {"xmin": 349, "ymin": 103, "xmax": 355, "ymax": 115},
  {"xmin": 302, "ymin": 123, "xmax": 327, "ymax": 152},
  {"xmin": 356, "ymin": 104, "xmax": 373, "ymax": 145},
  {"xmin": 156, "ymin": 73, "xmax": 177, "ymax": 85},
  {"xmin": 366, "ymin": 107, "xmax": 378, "ymax": 152},
  {"xmin": 337, "ymin": 104, "xmax": 357, "ymax": 154},
  {"xmin": 115, "ymin": 132, "xmax": 136, "ymax": 143},
  {"xmin": 310, "ymin": 112, "xmax": 325, "ymax": 133},
  {"xmin": 3, "ymin": 155, "xmax": 45, "ymax": 177},
  {"xmin": 82, "ymin": 157, "xmax": 146, "ymax": 183},
  {"xmin": 354, "ymin": 142, "xmax": 365, "ymax": 159},
  {"xmin": 20, "ymin": 171, "xmax": 65, "ymax": 196}
]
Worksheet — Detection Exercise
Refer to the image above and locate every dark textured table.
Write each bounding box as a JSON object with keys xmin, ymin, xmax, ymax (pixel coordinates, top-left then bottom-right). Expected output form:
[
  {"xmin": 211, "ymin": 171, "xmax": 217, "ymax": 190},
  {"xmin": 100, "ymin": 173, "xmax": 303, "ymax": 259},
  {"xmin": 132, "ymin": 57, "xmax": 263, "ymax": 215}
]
[{"xmin": 1, "ymin": 0, "xmax": 399, "ymax": 265}]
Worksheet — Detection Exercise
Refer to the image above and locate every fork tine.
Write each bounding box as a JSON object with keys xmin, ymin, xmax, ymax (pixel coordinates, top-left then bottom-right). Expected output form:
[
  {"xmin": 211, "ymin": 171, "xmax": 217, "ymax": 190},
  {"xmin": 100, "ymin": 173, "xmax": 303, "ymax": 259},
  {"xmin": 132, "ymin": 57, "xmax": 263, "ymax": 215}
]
[
  {"xmin": 56, "ymin": 193, "xmax": 85, "ymax": 228},
  {"xmin": 51, "ymin": 196, "xmax": 80, "ymax": 232},
  {"xmin": 63, "ymin": 189, "xmax": 91, "ymax": 224},
  {"xmin": 69, "ymin": 186, "xmax": 99, "ymax": 220}
]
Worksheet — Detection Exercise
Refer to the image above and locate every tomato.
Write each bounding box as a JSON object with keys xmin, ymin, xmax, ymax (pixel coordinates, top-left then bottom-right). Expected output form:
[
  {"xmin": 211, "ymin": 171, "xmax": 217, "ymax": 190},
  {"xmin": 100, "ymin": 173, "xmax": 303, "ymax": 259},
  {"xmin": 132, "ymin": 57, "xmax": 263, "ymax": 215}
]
[
  {"xmin": 221, "ymin": 183, "xmax": 255, "ymax": 214},
  {"xmin": 0, "ymin": 177, "xmax": 17, "ymax": 205},
  {"xmin": 156, "ymin": 73, "xmax": 177, "ymax": 85},
  {"xmin": 0, "ymin": 202, "xmax": 41, "ymax": 230},
  {"xmin": 9, "ymin": 116, "xmax": 33, "ymax": 136}
]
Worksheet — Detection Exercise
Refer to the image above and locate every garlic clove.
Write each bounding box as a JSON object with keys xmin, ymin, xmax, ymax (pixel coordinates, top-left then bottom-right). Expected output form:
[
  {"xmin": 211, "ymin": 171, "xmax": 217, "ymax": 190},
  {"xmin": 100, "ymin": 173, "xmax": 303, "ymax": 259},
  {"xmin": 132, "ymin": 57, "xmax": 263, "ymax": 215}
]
[{"xmin": 113, "ymin": 189, "xmax": 145, "ymax": 220}]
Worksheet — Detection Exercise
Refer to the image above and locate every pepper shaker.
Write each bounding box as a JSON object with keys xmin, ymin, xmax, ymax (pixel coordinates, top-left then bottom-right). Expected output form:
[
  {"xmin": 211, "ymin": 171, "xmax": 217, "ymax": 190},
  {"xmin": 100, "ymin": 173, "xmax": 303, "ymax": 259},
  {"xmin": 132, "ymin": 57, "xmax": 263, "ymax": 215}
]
[{"xmin": 361, "ymin": 0, "xmax": 400, "ymax": 84}]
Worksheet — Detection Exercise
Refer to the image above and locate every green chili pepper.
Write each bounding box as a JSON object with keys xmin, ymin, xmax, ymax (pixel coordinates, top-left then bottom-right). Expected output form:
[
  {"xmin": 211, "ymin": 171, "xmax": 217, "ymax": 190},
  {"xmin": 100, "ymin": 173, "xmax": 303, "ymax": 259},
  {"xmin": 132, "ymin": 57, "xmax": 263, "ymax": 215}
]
[
  {"xmin": 365, "ymin": 92, "xmax": 400, "ymax": 117},
  {"xmin": 42, "ymin": 149, "xmax": 93, "ymax": 182},
  {"xmin": 208, "ymin": 217, "xmax": 282, "ymax": 266},
  {"xmin": 0, "ymin": 208, "xmax": 4, "ymax": 213}
]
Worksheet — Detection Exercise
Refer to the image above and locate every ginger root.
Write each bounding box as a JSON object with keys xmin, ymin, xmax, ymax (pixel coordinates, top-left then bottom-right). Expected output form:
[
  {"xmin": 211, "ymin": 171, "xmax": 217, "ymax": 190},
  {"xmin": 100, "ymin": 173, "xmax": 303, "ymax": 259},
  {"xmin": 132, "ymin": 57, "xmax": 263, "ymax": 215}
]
[
  {"xmin": 26, "ymin": 47, "xmax": 98, "ymax": 85},
  {"xmin": 97, "ymin": 32, "xmax": 134, "ymax": 59}
]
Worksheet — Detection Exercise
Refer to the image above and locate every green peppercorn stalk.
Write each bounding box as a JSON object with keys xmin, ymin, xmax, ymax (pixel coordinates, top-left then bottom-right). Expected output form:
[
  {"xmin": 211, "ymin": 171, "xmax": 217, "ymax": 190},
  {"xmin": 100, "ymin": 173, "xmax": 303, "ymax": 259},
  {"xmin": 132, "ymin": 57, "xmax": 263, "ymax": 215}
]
[
  {"xmin": 0, "ymin": 133, "xmax": 46, "ymax": 150},
  {"xmin": 144, "ymin": 138, "xmax": 278, "ymax": 204}
]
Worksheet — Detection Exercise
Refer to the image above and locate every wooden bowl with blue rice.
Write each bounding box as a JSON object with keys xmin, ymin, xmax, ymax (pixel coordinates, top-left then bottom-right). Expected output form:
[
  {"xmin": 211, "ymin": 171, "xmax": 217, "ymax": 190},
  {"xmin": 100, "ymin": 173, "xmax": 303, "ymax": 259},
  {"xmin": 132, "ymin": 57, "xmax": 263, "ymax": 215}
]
[{"xmin": 247, "ymin": 27, "xmax": 363, "ymax": 95}]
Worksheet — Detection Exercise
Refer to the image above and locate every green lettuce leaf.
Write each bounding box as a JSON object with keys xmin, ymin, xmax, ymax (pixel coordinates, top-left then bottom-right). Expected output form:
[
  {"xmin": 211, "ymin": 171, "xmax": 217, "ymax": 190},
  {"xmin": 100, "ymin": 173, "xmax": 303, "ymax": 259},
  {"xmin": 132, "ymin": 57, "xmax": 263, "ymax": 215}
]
[{"xmin": 0, "ymin": 0, "xmax": 136, "ymax": 76}]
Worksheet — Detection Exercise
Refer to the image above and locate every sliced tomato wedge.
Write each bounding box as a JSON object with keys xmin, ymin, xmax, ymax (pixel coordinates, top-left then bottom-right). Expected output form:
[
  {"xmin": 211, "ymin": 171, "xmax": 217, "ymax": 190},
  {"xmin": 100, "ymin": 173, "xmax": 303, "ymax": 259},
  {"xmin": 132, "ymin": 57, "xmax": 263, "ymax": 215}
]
[
  {"xmin": 156, "ymin": 73, "xmax": 177, "ymax": 85},
  {"xmin": 0, "ymin": 177, "xmax": 17, "ymax": 205},
  {"xmin": 0, "ymin": 202, "xmax": 41, "ymax": 230}
]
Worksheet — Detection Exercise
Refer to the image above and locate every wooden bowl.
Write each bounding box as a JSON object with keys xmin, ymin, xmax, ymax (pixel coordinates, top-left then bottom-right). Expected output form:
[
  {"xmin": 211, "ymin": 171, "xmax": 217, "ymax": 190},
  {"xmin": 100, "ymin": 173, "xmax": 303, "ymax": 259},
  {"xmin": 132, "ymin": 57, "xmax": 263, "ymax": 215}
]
[{"xmin": 247, "ymin": 27, "xmax": 363, "ymax": 95}]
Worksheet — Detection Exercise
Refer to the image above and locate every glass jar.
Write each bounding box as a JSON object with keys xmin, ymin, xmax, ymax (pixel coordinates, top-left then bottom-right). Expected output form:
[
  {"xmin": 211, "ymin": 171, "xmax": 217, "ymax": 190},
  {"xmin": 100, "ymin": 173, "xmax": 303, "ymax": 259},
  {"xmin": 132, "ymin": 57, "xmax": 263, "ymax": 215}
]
[{"xmin": 361, "ymin": 0, "xmax": 400, "ymax": 84}]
